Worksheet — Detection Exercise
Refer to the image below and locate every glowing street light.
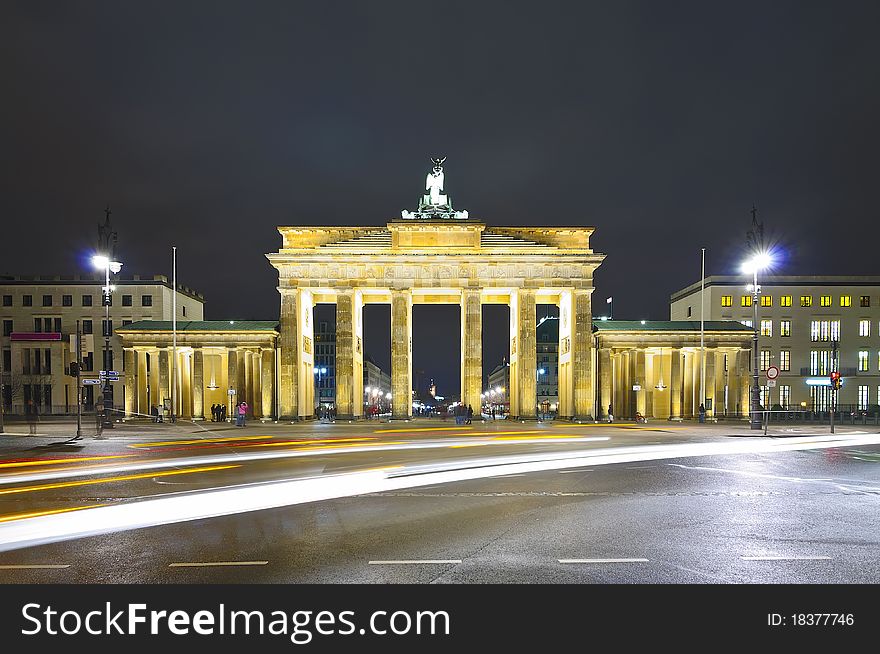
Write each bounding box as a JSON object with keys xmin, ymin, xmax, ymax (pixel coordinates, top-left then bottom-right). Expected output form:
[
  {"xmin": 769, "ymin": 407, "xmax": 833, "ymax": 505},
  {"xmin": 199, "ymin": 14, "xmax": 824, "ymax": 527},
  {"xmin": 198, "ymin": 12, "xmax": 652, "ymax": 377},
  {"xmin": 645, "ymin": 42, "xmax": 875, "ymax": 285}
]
[
  {"xmin": 742, "ymin": 251, "xmax": 773, "ymax": 431},
  {"xmin": 92, "ymin": 252, "xmax": 123, "ymax": 432}
]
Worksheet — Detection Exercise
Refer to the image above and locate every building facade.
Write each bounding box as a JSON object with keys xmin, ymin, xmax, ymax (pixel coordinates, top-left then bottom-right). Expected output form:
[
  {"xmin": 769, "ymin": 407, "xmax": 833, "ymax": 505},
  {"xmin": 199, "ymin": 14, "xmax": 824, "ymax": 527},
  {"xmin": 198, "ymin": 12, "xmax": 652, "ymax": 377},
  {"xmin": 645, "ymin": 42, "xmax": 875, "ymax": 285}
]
[
  {"xmin": 1, "ymin": 274, "xmax": 203, "ymax": 415},
  {"xmin": 671, "ymin": 276, "xmax": 880, "ymax": 413}
]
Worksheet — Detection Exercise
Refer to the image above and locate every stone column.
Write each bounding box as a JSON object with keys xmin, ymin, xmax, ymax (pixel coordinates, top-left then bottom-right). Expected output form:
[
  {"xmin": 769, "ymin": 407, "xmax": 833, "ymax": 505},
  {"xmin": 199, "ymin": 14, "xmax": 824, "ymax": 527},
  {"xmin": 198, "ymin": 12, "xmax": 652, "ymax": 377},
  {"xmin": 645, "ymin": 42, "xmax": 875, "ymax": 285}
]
[
  {"xmin": 250, "ymin": 349, "xmax": 261, "ymax": 419},
  {"xmin": 236, "ymin": 349, "xmax": 247, "ymax": 415},
  {"xmin": 336, "ymin": 289, "xmax": 364, "ymax": 420},
  {"xmin": 123, "ymin": 348, "xmax": 136, "ymax": 418},
  {"xmin": 279, "ymin": 289, "xmax": 298, "ymax": 420},
  {"xmin": 557, "ymin": 290, "xmax": 574, "ymax": 419},
  {"xmin": 644, "ymin": 351, "xmax": 654, "ymax": 418},
  {"xmin": 636, "ymin": 350, "xmax": 646, "ymax": 416},
  {"xmin": 137, "ymin": 350, "xmax": 148, "ymax": 416},
  {"xmin": 391, "ymin": 289, "xmax": 412, "ymax": 419},
  {"xmin": 516, "ymin": 289, "xmax": 537, "ymax": 419},
  {"xmin": 227, "ymin": 346, "xmax": 238, "ymax": 421},
  {"xmin": 460, "ymin": 288, "xmax": 482, "ymax": 413},
  {"xmin": 158, "ymin": 349, "xmax": 170, "ymax": 410},
  {"xmin": 192, "ymin": 348, "xmax": 204, "ymax": 420},
  {"xmin": 728, "ymin": 350, "xmax": 739, "ymax": 417},
  {"xmin": 670, "ymin": 348, "xmax": 682, "ymax": 418},
  {"xmin": 739, "ymin": 349, "xmax": 751, "ymax": 419},
  {"xmin": 682, "ymin": 351, "xmax": 693, "ymax": 418},
  {"xmin": 599, "ymin": 347, "xmax": 612, "ymax": 420},
  {"xmin": 714, "ymin": 350, "xmax": 726, "ymax": 416},
  {"xmin": 705, "ymin": 348, "xmax": 715, "ymax": 417},
  {"xmin": 261, "ymin": 347, "xmax": 275, "ymax": 420},
  {"xmin": 572, "ymin": 289, "xmax": 594, "ymax": 420}
]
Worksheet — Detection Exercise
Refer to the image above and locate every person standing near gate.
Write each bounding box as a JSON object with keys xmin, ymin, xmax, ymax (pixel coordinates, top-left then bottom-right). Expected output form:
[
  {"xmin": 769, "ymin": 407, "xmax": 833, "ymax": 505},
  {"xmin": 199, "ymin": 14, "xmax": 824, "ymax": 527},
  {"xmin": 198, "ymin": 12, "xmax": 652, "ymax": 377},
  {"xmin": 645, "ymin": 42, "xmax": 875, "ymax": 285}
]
[{"xmin": 237, "ymin": 400, "xmax": 248, "ymax": 427}]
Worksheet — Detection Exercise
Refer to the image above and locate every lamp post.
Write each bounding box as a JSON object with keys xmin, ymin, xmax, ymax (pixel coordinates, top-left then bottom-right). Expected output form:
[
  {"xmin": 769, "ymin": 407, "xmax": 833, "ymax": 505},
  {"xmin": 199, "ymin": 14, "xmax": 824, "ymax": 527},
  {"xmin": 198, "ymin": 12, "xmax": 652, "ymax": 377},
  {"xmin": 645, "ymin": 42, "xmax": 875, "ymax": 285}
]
[
  {"xmin": 742, "ymin": 253, "xmax": 771, "ymax": 430},
  {"xmin": 92, "ymin": 255, "xmax": 122, "ymax": 432},
  {"xmin": 314, "ymin": 366, "xmax": 327, "ymax": 414}
]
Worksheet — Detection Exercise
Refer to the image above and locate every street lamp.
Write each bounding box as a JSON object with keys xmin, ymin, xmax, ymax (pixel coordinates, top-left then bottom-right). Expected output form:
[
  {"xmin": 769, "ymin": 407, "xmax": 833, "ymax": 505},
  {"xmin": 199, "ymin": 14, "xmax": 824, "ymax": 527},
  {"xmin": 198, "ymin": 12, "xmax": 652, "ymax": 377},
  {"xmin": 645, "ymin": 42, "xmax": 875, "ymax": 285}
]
[
  {"xmin": 314, "ymin": 366, "xmax": 327, "ymax": 412},
  {"xmin": 92, "ymin": 254, "xmax": 122, "ymax": 432},
  {"xmin": 742, "ymin": 253, "xmax": 772, "ymax": 430}
]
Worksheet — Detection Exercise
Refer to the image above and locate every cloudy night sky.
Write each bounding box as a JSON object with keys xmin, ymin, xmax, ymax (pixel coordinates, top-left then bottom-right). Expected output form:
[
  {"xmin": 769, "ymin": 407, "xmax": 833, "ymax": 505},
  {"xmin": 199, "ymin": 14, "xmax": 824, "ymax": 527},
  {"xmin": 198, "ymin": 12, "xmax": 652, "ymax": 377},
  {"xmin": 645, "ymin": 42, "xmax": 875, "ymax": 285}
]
[{"xmin": 3, "ymin": 1, "xmax": 879, "ymax": 394}]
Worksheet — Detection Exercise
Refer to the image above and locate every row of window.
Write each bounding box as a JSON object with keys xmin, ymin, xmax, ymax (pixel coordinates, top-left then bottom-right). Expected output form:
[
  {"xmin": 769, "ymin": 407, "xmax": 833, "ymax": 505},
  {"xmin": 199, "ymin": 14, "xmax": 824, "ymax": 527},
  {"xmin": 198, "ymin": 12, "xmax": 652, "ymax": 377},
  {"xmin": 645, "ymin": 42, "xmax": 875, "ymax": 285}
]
[
  {"xmin": 2, "ymin": 318, "xmax": 137, "ymax": 337},
  {"xmin": 721, "ymin": 295, "xmax": 871, "ymax": 308},
  {"xmin": 2, "ymin": 294, "xmax": 153, "ymax": 308},
  {"xmin": 741, "ymin": 319, "xmax": 880, "ymax": 340},
  {"xmin": 808, "ymin": 350, "xmax": 880, "ymax": 374}
]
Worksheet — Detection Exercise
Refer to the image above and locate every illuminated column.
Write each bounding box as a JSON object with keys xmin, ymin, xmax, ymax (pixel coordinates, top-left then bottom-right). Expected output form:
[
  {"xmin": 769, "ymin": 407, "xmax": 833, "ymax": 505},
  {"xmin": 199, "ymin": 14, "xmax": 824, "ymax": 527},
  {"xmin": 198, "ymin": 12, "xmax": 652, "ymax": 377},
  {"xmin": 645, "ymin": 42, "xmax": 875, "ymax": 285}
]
[
  {"xmin": 136, "ymin": 350, "xmax": 148, "ymax": 416},
  {"xmin": 682, "ymin": 351, "xmax": 693, "ymax": 418},
  {"xmin": 508, "ymin": 291, "xmax": 520, "ymax": 418},
  {"xmin": 296, "ymin": 290, "xmax": 314, "ymax": 419},
  {"xmin": 227, "ymin": 346, "xmax": 238, "ymax": 421},
  {"xmin": 516, "ymin": 288, "xmax": 537, "ymax": 419},
  {"xmin": 728, "ymin": 350, "xmax": 740, "ymax": 417},
  {"xmin": 158, "ymin": 349, "xmax": 170, "ymax": 410},
  {"xmin": 739, "ymin": 349, "xmax": 751, "ymax": 419},
  {"xmin": 391, "ymin": 289, "xmax": 413, "ymax": 419},
  {"xmin": 599, "ymin": 347, "xmax": 612, "ymax": 420},
  {"xmin": 279, "ymin": 289, "xmax": 299, "ymax": 420},
  {"xmin": 336, "ymin": 289, "xmax": 364, "ymax": 420},
  {"xmin": 460, "ymin": 288, "xmax": 482, "ymax": 412},
  {"xmin": 236, "ymin": 349, "xmax": 247, "ymax": 415},
  {"xmin": 636, "ymin": 349, "xmax": 646, "ymax": 416},
  {"xmin": 704, "ymin": 348, "xmax": 715, "ymax": 417},
  {"xmin": 261, "ymin": 347, "xmax": 275, "ymax": 420},
  {"xmin": 557, "ymin": 290, "xmax": 574, "ymax": 419},
  {"xmin": 670, "ymin": 348, "xmax": 682, "ymax": 418},
  {"xmin": 644, "ymin": 351, "xmax": 655, "ymax": 418},
  {"xmin": 180, "ymin": 352, "xmax": 192, "ymax": 418},
  {"xmin": 714, "ymin": 350, "xmax": 726, "ymax": 416},
  {"xmin": 572, "ymin": 289, "xmax": 594, "ymax": 420},
  {"xmin": 123, "ymin": 348, "xmax": 136, "ymax": 418},
  {"xmin": 250, "ymin": 349, "xmax": 261, "ymax": 419},
  {"xmin": 192, "ymin": 348, "xmax": 204, "ymax": 420}
]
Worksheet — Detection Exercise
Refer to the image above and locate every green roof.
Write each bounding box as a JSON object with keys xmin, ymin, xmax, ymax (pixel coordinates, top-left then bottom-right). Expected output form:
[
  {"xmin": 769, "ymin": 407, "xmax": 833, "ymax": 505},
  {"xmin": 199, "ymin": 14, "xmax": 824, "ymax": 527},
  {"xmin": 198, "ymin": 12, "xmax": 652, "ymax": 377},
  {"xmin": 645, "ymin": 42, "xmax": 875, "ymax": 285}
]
[
  {"xmin": 117, "ymin": 320, "xmax": 279, "ymax": 332},
  {"xmin": 593, "ymin": 320, "xmax": 753, "ymax": 332}
]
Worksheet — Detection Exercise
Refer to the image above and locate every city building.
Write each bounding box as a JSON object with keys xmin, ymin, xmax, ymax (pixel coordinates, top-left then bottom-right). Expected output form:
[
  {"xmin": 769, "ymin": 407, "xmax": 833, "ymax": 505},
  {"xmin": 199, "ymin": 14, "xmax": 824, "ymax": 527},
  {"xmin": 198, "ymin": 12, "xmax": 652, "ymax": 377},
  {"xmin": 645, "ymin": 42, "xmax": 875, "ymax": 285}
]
[
  {"xmin": 313, "ymin": 320, "xmax": 336, "ymax": 409},
  {"xmin": 671, "ymin": 276, "xmax": 880, "ymax": 413},
  {"xmin": 1, "ymin": 274, "xmax": 204, "ymax": 415},
  {"xmin": 363, "ymin": 355, "xmax": 392, "ymax": 414}
]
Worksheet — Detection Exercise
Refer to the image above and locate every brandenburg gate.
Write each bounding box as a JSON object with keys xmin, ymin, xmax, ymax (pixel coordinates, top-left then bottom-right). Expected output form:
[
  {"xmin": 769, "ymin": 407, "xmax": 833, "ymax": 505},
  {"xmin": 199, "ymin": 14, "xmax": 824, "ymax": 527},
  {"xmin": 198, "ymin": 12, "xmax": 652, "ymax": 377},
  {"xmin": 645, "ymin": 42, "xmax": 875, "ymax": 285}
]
[{"xmin": 267, "ymin": 159, "xmax": 605, "ymax": 421}]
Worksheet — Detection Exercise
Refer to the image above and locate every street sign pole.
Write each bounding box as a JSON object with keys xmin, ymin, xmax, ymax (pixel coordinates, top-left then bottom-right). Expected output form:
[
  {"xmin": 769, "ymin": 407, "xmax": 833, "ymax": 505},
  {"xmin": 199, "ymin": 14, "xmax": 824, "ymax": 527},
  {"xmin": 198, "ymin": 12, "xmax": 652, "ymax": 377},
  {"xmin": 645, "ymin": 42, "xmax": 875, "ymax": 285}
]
[{"xmin": 76, "ymin": 320, "xmax": 82, "ymax": 440}]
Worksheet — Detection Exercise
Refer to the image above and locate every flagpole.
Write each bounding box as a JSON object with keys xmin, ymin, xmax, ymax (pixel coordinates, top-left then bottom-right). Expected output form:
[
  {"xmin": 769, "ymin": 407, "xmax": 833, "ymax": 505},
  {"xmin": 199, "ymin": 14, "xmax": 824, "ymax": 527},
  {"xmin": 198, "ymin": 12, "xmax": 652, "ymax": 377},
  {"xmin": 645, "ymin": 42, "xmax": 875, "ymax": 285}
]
[
  {"xmin": 700, "ymin": 248, "xmax": 706, "ymax": 417},
  {"xmin": 171, "ymin": 246, "xmax": 177, "ymax": 423}
]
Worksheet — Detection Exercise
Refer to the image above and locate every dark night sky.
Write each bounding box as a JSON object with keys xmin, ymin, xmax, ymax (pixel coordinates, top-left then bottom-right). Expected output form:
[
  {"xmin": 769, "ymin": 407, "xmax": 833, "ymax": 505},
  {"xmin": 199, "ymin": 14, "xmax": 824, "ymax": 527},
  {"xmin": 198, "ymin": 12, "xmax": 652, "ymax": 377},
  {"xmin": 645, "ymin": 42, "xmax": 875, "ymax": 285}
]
[{"xmin": 3, "ymin": 1, "xmax": 879, "ymax": 395}]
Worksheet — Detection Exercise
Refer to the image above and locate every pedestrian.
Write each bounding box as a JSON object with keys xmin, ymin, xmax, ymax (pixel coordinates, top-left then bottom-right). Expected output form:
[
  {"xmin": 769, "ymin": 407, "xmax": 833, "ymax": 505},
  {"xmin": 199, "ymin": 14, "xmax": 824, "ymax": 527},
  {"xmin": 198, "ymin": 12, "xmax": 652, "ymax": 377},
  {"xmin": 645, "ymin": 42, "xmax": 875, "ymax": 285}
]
[
  {"xmin": 607, "ymin": 403, "xmax": 614, "ymax": 423},
  {"xmin": 466, "ymin": 404, "xmax": 473, "ymax": 424},
  {"xmin": 26, "ymin": 399, "xmax": 39, "ymax": 435},
  {"xmin": 698, "ymin": 403, "xmax": 706, "ymax": 424},
  {"xmin": 220, "ymin": 404, "xmax": 227, "ymax": 422},
  {"xmin": 211, "ymin": 403, "xmax": 218, "ymax": 422},
  {"xmin": 237, "ymin": 400, "xmax": 248, "ymax": 427},
  {"xmin": 151, "ymin": 404, "xmax": 159, "ymax": 423}
]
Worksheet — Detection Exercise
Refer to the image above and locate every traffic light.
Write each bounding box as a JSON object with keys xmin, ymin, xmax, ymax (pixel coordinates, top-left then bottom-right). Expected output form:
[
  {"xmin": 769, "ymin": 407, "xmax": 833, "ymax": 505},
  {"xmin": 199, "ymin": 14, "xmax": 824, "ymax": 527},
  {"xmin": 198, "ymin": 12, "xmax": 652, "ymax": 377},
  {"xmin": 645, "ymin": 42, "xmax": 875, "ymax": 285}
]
[
  {"xmin": 830, "ymin": 371, "xmax": 842, "ymax": 390},
  {"xmin": 67, "ymin": 362, "xmax": 79, "ymax": 377}
]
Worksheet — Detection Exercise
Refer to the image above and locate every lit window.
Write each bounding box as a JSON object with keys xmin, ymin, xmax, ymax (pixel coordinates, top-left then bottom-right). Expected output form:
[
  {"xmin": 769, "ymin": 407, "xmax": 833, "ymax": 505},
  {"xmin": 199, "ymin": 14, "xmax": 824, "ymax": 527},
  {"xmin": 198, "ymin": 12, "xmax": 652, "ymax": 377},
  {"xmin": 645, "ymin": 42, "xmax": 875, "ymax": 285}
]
[
  {"xmin": 720, "ymin": 295, "xmax": 732, "ymax": 307},
  {"xmin": 830, "ymin": 320, "xmax": 840, "ymax": 342},
  {"xmin": 741, "ymin": 295, "xmax": 752, "ymax": 307},
  {"xmin": 810, "ymin": 351, "xmax": 819, "ymax": 375},
  {"xmin": 860, "ymin": 320, "xmax": 871, "ymax": 337},
  {"xmin": 858, "ymin": 386, "xmax": 869, "ymax": 411},
  {"xmin": 760, "ymin": 350, "xmax": 772, "ymax": 371},
  {"xmin": 860, "ymin": 296, "xmax": 870, "ymax": 307},
  {"xmin": 810, "ymin": 320, "xmax": 820, "ymax": 342},
  {"xmin": 779, "ymin": 350, "xmax": 790, "ymax": 372},
  {"xmin": 780, "ymin": 320, "xmax": 791, "ymax": 337},
  {"xmin": 760, "ymin": 320, "xmax": 772, "ymax": 337},
  {"xmin": 819, "ymin": 350, "xmax": 830, "ymax": 375},
  {"xmin": 840, "ymin": 295, "xmax": 852, "ymax": 307},
  {"xmin": 780, "ymin": 295, "xmax": 792, "ymax": 307},
  {"xmin": 760, "ymin": 295, "xmax": 772, "ymax": 307},
  {"xmin": 800, "ymin": 295, "xmax": 812, "ymax": 307},
  {"xmin": 820, "ymin": 295, "xmax": 831, "ymax": 307},
  {"xmin": 779, "ymin": 385, "xmax": 791, "ymax": 409},
  {"xmin": 859, "ymin": 351, "xmax": 869, "ymax": 372}
]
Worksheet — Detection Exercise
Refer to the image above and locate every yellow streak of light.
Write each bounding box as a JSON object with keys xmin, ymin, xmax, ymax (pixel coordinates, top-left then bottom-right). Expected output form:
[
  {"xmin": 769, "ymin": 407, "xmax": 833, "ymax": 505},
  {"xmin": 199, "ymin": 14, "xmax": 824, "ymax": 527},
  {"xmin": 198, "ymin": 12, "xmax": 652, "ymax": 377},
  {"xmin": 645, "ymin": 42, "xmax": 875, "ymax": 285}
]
[
  {"xmin": 0, "ymin": 465, "xmax": 240, "ymax": 496},
  {"xmin": 131, "ymin": 435, "xmax": 270, "ymax": 448},
  {"xmin": 0, "ymin": 504, "xmax": 105, "ymax": 523},
  {"xmin": 373, "ymin": 427, "xmax": 473, "ymax": 434},
  {"xmin": 244, "ymin": 437, "xmax": 376, "ymax": 449},
  {"xmin": 291, "ymin": 441, "xmax": 405, "ymax": 453},
  {"xmin": 0, "ymin": 455, "xmax": 134, "ymax": 469}
]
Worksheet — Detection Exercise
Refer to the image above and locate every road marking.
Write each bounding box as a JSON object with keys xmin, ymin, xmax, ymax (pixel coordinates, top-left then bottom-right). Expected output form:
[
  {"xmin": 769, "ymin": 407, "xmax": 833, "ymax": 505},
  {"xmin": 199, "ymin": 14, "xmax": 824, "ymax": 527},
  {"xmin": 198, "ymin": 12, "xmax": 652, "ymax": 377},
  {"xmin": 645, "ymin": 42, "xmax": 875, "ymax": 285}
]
[
  {"xmin": 0, "ymin": 564, "xmax": 70, "ymax": 569},
  {"xmin": 0, "ymin": 504, "xmax": 104, "ymax": 523},
  {"xmin": 559, "ymin": 558, "xmax": 649, "ymax": 564},
  {"xmin": 741, "ymin": 556, "xmax": 831, "ymax": 561},
  {"xmin": 131, "ymin": 435, "xmax": 270, "ymax": 448},
  {"xmin": 368, "ymin": 560, "xmax": 461, "ymax": 565},
  {"xmin": 169, "ymin": 561, "xmax": 268, "ymax": 567},
  {"xmin": 373, "ymin": 427, "xmax": 472, "ymax": 433},
  {"xmin": 0, "ymin": 455, "xmax": 133, "ymax": 469},
  {"xmin": 0, "ymin": 464, "xmax": 239, "ymax": 496}
]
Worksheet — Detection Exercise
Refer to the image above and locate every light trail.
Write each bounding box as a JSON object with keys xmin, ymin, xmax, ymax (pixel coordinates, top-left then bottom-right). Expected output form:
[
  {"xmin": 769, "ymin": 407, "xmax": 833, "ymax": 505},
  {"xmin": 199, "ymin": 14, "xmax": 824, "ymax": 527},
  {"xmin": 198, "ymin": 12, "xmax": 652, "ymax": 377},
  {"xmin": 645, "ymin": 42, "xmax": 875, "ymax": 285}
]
[
  {"xmin": 0, "ymin": 433, "xmax": 879, "ymax": 553},
  {"xmin": 0, "ymin": 455, "xmax": 133, "ymax": 469}
]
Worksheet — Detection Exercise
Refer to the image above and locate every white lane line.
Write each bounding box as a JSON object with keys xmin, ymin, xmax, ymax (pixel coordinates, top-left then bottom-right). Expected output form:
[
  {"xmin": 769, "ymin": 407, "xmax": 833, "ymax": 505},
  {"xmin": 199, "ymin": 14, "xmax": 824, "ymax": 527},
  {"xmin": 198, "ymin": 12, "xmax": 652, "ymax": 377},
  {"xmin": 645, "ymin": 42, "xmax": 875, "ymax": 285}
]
[
  {"xmin": 0, "ymin": 564, "xmax": 70, "ymax": 569},
  {"xmin": 368, "ymin": 560, "xmax": 461, "ymax": 565},
  {"xmin": 559, "ymin": 558, "xmax": 649, "ymax": 564},
  {"xmin": 741, "ymin": 556, "xmax": 831, "ymax": 561},
  {"xmin": 169, "ymin": 561, "xmax": 268, "ymax": 567}
]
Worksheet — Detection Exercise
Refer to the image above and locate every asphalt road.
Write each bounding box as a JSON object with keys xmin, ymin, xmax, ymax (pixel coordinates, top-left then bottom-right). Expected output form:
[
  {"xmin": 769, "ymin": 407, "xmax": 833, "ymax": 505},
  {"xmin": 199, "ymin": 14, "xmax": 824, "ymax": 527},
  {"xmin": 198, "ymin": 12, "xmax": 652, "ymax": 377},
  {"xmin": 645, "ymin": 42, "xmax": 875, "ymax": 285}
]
[{"xmin": 0, "ymin": 418, "xmax": 877, "ymax": 583}]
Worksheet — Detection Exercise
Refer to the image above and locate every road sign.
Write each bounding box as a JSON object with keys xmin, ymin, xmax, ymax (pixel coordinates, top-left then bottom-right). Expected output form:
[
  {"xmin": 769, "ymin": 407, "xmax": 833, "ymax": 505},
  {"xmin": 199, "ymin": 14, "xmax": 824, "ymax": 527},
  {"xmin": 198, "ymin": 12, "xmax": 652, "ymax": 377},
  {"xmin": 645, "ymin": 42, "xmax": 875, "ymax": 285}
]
[
  {"xmin": 766, "ymin": 366, "xmax": 779, "ymax": 380},
  {"xmin": 767, "ymin": 379, "xmax": 777, "ymax": 388},
  {"xmin": 82, "ymin": 378, "xmax": 102, "ymax": 385},
  {"xmin": 228, "ymin": 388, "xmax": 236, "ymax": 395},
  {"xmin": 632, "ymin": 384, "xmax": 642, "ymax": 391},
  {"xmin": 99, "ymin": 370, "xmax": 120, "ymax": 378}
]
